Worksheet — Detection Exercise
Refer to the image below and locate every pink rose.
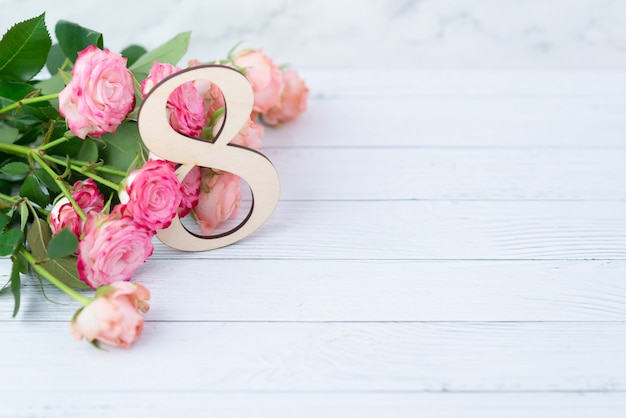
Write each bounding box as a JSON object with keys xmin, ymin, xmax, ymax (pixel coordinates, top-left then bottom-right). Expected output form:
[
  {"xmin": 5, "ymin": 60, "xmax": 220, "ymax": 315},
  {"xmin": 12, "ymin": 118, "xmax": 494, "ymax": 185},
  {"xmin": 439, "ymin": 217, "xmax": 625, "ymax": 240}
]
[
  {"xmin": 193, "ymin": 169, "xmax": 242, "ymax": 235},
  {"xmin": 178, "ymin": 166, "xmax": 201, "ymax": 218},
  {"xmin": 232, "ymin": 49, "xmax": 283, "ymax": 113},
  {"xmin": 189, "ymin": 59, "xmax": 226, "ymax": 117},
  {"xmin": 70, "ymin": 281, "xmax": 150, "ymax": 348},
  {"xmin": 262, "ymin": 69, "xmax": 309, "ymax": 125},
  {"xmin": 77, "ymin": 211, "xmax": 154, "ymax": 289},
  {"xmin": 142, "ymin": 62, "xmax": 205, "ymax": 137},
  {"xmin": 49, "ymin": 197, "xmax": 82, "ymax": 237},
  {"xmin": 49, "ymin": 179, "xmax": 105, "ymax": 238},
  {"xmin": 72, "ymin": 179, "xmax": 104, "ymax": 212},
  {"xmin": 212, "ymin": 115, "xmax": 263, "ymax": 151},
  {"xmin": 122, "ymin": 159, "xmax": 183, "ymax": 231},
  {"xmin": 58, "ymin": 45, "xmax": 135, "ymax": 139}
]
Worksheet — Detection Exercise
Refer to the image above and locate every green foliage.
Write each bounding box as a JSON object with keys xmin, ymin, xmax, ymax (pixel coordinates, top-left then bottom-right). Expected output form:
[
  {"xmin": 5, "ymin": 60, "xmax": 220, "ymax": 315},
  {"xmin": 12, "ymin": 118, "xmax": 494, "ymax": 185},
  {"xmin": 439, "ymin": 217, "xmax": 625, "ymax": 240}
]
[
  {"xmin": 35, "ymin": 71, "xmax": 66, "ymax": 95},
  {"xmin": 0, "ymin": 78, "xmax": 36, "ymax": 101},
  {"xmin": 99, "ymin": 122, "xmax": 147, "ymax": 180},
  {"xmin": 45, "ymin": 43, "xmax": 65, "ymax": 75},
  {"xmin": 46, "ymin": 135, "xmax": 84, "ymax": 159},
  {"xmin": 26, "ymin": 217, "xmax": 87, "ymax": 289},
  {"xmin": 77, "ymin": 137, "xmax": 98, "ymax": 162},
  {"xmin": 0, "ymin": 161, "xmax": 30, "ymax": 175},
  {"xmin": 121, "ymin": 44, "xmax": 147, "ymax": 67},
  {"xmin": 10, "ymin": 260, "xmax": 20, "ymax": 317},
  {"xmin": 0, "ymin": 229, "xmax": 23, "ymax": 256},
  {"xmin": 47, "ymin": 227, "xmax": 78, "ymax": 259},
  {"xmin": 34, "ymin": 167, "xmax": 60, "ymax": 193},
  {"xmin": 19, "ymin": 174, "xmax": 49, "ymax": 207},
  {"xmin": 0, "ymin": 212, "xmax": 9, "ymax": 231},
  {"xmin": 0, "ymin": 124, "xmax": 19, "ymax": 144},
  {"xmin": 0, "ymin": 179, "xmax": 10, "ymax": 195},
  {"xmin": 129, "ymin": 31, "xmax": 190, "ymax": 79},
  {"xmin": 0, "ymin": 13, "xmax": 51, "ymax": 81},
  {"xmin": 54, "ymin": 20, "xmax": 103, "ymax": 63}
]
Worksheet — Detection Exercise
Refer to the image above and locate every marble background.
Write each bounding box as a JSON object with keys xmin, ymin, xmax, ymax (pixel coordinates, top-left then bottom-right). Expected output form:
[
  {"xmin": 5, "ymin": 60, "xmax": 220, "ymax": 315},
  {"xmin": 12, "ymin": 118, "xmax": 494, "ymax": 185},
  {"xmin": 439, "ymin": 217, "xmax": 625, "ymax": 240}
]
[{"xmin": 1, "ymin": 0, "xmax": 626, "ymax": 70}]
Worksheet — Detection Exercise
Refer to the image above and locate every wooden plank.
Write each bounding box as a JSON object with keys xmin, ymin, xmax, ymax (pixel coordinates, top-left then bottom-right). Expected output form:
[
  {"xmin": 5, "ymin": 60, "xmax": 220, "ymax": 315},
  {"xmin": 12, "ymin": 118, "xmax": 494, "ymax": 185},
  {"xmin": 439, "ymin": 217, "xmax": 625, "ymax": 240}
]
[
  {"xmin": 0, "ymin": 322, "xmax": 624, "ymax": 392},
  {"xmin": 146, "ymin": 201, "xmax": 626, "ymax": 260},
  {"xmin": 2, "ymin": 393, "xmax": 626, "ymax": 418},
  {"xmin": 303, "ymin": 70, "xmax": 626, "ymax": 98},
  {"xmin": 3, "ymin": 260, "xmax": 625, "ymax": 322},
  {"xmin": 265, "ymin": 148, "xmax": 626, "ymax": 200},
  {"xmin": 265, "ymin": 97, "xmax": 626, "ymax": 147}
]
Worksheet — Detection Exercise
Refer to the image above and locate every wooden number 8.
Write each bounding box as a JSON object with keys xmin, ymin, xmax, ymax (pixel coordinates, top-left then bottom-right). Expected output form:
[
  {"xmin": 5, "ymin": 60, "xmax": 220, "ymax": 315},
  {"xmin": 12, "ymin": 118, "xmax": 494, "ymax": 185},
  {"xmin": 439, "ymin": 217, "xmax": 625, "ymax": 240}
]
[{"xmin": 137, "ymin": 65, "xmax": 280, "ymax": 251}]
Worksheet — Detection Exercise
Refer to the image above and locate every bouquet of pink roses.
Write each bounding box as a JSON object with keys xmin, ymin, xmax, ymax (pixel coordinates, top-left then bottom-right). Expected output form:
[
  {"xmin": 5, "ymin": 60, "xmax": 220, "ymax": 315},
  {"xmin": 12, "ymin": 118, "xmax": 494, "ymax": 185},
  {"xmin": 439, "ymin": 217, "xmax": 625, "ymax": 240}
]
[{"xmin": 0, "ymin": 13, "xmax": 308, "ymax": 348}]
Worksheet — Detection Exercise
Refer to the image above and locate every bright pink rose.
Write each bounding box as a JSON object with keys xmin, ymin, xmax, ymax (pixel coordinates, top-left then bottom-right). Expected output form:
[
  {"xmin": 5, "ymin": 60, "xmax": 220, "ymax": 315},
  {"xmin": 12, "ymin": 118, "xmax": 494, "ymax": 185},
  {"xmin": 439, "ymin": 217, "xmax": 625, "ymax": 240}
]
[
  {"xmin": 72, "ymin": 179, "xmax": 104, "ymax": 212},
  {"xmin": 193, "ymin": 169, "xmax": 242, "ymax": 235},
  {"xmin": 232, "ymin": 49, "xmax": 283, "ymax": 113},
  {"xmin": 142, "ymin": 62, "xmax": 205, "ymax": 137},
  {"xmin": 262, "ymin": 69, "xmax": 309, "ymax": 125},
  {"xmin": 178, "ymin": 166, "xmax": 202, "ymax": 218},
  {"xmin": 77, "ymin": 211, "xmax": 154, "ymax": 289},
  {"xmin": 122, "ymin": 159, "xmax": 183, "ymax": 231},
  {"xmin": 70, "ymin": 281, "xmax": 150, "ymax": 348},
  {"xmin": 49, "ymin": 179, "xmax": 105, "ymax": 238},
  {"xmin": 49, "ymin": 197, "xmax": 82, "ymax": 237},
  {"xmin": 58, "ymin": 45, "xmax": 135, "ymax": 139}
]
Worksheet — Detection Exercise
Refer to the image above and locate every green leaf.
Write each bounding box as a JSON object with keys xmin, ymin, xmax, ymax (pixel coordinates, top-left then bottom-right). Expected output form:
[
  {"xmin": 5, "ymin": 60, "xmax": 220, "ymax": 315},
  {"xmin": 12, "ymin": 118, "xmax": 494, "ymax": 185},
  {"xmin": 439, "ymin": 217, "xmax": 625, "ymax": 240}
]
[
  {"xmin": 47, "ymin": 134, "xmax": 83, "ymax": 159},
  {"xmin": 0, "ymin": 179, "xmax": 10, "ymax": 195},
  {"xmin": 0, "ymin": 78, "xmax": 36, "ymax": 101},
  {"xmin": 0, "ymin": 212, "xmax": 9, "ymax": 231},
  {"xmin": 34, "ymin": 167, "xmax": 60, "ymax": 193},
  {"xmin": 0, "ymin": 229, "xmax": 23, "ymax": 256},
  {"xmin": 47, "ymin": 227, "xmax": 78, "ymax": 259},
  {"xmin": 0, "ymin": 161, "xmax": 30, "ymax": 175},
  {"xmin": 19, "ymin": 201, "xmax": 28, "ymax": 231},
  {"xmin": 35, "ymin": 71, "xmax": 66, "ymax": 95},
  {"xmin": 26, "ymin": 217, "xmax": 87, "ymax": 289},
  {"xmin": 42, "ymin": 257, "xmax": 87, "ymax": 289},
  {"xmin": 129, "ymin": 31, "xmax": 190, "ymax": 75},
  {"xmin": 26, "ymin": 216, "xmax": 49, "ymax": 260},
  {"xmin": 77, "ymin": 137, "xmax": 98, "ymax": 162},
  {"xmin": 10, "ymin": 260, "xmax": 21, "ymax": 317},
  {"xmin": 99, "ymin": 121, "xmax": 146, "ymax": 176},
  {"xmin": 121, "ymin": 44, "xmax": 147, "ymax": 67},
  {"xmin": 15, "ymin": 250, "xmax": 28, "ymax": 274},
  {"xmin": 0, "ymin": 13, "xmax": 52, "ymax": 81},
  {"xmin": 19, "ymin": 174, "xmax": 49, "ymax": 207},
  {"xmin": 55, "ymin": 20, "xmax": 103, "ymax": 63},
  {"xmin": 0, "ymin": 124, "xmax": 19, "ymax": 144},
  {"xmin": 45, "ymin": 43, "xmax": 65, "ymax": 75}
]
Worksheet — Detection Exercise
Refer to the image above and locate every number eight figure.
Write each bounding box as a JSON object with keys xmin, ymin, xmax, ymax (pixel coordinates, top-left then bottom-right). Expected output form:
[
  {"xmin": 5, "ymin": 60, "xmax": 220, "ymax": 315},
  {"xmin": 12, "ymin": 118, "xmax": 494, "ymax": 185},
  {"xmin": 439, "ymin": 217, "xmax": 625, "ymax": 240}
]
[{"xmin": 137, "ymin": 65, "xmax": 280, "ymax": 251}]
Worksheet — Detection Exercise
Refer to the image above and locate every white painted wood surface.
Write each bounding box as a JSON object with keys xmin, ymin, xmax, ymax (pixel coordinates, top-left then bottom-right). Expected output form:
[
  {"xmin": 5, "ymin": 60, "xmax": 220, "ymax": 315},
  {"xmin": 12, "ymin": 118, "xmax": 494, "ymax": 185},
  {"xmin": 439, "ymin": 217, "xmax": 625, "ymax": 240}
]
[{"xmin": 1, "ymin": 70, "xmax": 625, "ymax": 417}]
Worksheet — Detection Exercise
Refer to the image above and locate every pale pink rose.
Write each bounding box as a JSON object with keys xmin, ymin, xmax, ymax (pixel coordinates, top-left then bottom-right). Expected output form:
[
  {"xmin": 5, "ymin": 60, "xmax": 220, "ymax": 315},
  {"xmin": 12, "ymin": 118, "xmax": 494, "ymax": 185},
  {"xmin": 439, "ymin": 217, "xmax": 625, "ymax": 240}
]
[
  {"xmin": 58, "ymin": 45, "xmax": 135, "ymax": 139},
  {"xmin": 49, "ymin": 179, "xmax": 105, "ymax": 238},
  {"xmin": 212, "ymin": 115, "xmax": 263, "ymax": 151},
  {"xmin": 193, "ymin": 169, "xmax": 242, "ymax": 235},
  {"xmin": 232, "ymin": 49, "xmax": 283, "ymax": 113},
  {"xmin": 49, "ymin": 197, "xmax": 82, "ymax": 237},
  {"xmin": 122, "ymin": 159, "xmax": 183, "ymax": 231},
  {"xmin": 188, "ymin": 59, "xmax": 226, "ymax": 117},
  {"xmin": 178, "ymin": 166, "xmax": 202, "ymax": 218},
  {"xmin": 77, "ymin": 211, "xmax": 154, "ymax": 289},
  {"xmin": 70, "ymin": 281, "xmax": 150, "ymax": 348},
  {"xmin": 262, "ymin": 69, "xmax": 309, "ymax": 125},
  {"xmin": 142, "ymin": 62, "xmax": 205, "ymax": 137}
]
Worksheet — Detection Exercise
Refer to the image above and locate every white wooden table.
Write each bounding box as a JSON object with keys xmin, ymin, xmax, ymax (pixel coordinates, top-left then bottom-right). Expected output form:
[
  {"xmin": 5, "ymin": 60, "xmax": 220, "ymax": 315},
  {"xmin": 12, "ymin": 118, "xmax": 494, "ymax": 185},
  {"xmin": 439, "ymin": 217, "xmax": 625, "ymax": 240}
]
[{"xmin": 1, "ymin": 70, "xmax": 625, "ymax": 417}]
